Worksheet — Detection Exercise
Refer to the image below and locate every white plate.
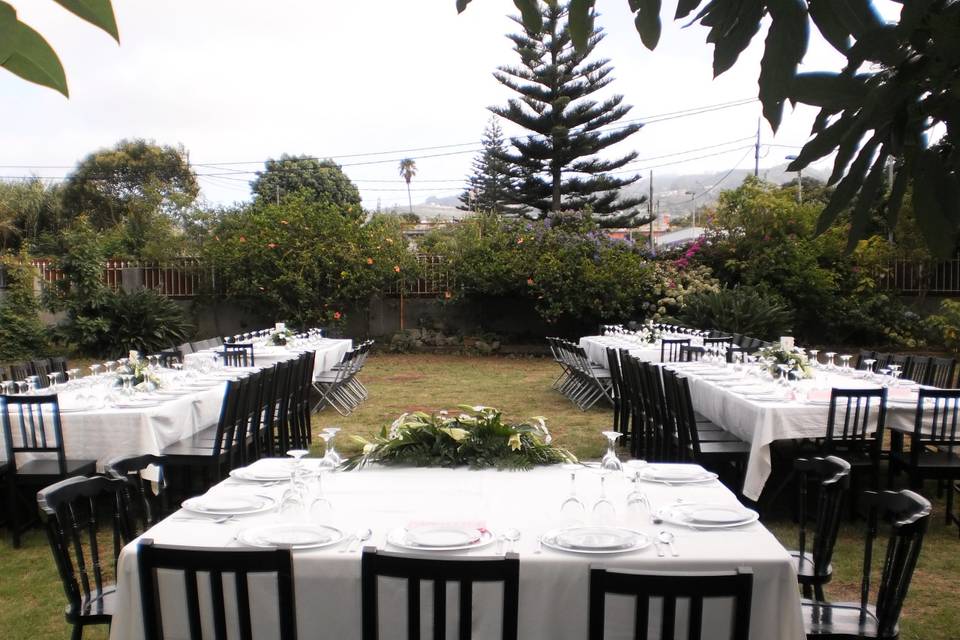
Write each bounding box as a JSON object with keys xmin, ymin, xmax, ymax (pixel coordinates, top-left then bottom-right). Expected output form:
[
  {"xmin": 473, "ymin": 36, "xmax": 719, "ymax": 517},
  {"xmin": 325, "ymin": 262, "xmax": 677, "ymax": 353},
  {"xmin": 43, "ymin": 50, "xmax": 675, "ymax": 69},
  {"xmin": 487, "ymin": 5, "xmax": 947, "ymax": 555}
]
[
  {"xmin": 555, "ymin": 526, "xmax": 641, "ymax": 551},
  {"xmin": 406, "ymin": 526, "xmax": 483, "ymax": 547},
  {"xmin": 657, "ymin": 503, "xmax": 759, "ymax": 529},
  {"xmin": 685, "ymin": 505, "xmax": 753, "ymax": 525},
  {"xmin": 541, "ymin": 527, "xmax": 650, "ymax": 555},
  {"xmin": 237, "ymin": 523, "xmax": 343, "ymax": 549},
  {"xmin": 230, "ymin": 462, "xmax": 295, "ymax": 482},
  {"xmin": 181, "ymin": 493, "xmax": 276, "ymax": 516},
  {"xmin": 113, "ymin": 401, "xmax": 161, "ymax": 409},
  {"xmin": 387, "ymin": 527, "xmax": 496, "ymax": 552},
  {"xmin": 154, "ymin": 389, "xmax": 192, "ymax": 397},
  {"xmin": 638, "ymin": 465, "xmax": 718, "ymax": 484}
]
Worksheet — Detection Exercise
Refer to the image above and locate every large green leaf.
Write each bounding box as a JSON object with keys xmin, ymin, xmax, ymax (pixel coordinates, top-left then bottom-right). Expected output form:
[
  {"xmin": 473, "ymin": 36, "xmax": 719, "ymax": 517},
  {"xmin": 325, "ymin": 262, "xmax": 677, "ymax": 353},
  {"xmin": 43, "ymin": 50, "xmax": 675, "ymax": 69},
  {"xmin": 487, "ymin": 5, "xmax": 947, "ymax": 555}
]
[
  {"xmin": 816, "ymin": 135, "xmax": 879, "ymax": 234},
  {"xmin": 633, "ymin": 0, "xmax": 662, "ymax": 50},
  {"xmin": 513, "ymin": 0, "xmax": 543, "ymax": 34},
  {"xmin": 832, "ymin": 0, "xmax": 883, "ymax": 39},
  {"xmin": 711, "ymin": 0, "xmax": 763, "ymax": 77},
  {"xmin": 0, "ymin": 2, "xmax": 16, "ymax": 62},
  {"xmin": 1, "ymin": 18, "xmax": 68, "ymax": 96},
  {"xmin": 807, "ymin": 0, "xmax": 851, "ymax": 54},
  {"xmin": 675, "ymin": 0, "xmax": 702, "ymax": 20},
  {"xmin": 53, "ymin": 0, "xmax": 118, "ymax": 42},
  {"xmin": 786, "ymin": 116, "xmax": 847, "ymax": 169},
  {"xmin": 846, "ymin": 148, "xmax": 887, "ymax": 252},
  {"xmin": 758, "ymin": 0, "xmax": 808, "ymax": 131},
  {"xmin": 789, "ymin": 72, "xmax": 868, "ymax": 111},
  {"xmin": 912, "ymin": 151, "xmax": 960, "ymax": 258},
  {"xmin": 455, "ymin": 0, "xmax": 473, "ymax": 12},
  {"xmin": 569, "ymin": 0, "xmax": 594, "ymax": 51}
]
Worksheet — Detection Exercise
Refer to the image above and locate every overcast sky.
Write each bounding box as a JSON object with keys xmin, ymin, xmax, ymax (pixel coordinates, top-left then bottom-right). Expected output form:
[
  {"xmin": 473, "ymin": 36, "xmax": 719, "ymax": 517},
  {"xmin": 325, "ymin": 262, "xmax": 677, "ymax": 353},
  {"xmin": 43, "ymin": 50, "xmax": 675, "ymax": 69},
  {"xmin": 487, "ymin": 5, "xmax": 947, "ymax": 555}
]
[{"xmin": 1, "ymin": 1, "xmax": 898, "ymax": 210}]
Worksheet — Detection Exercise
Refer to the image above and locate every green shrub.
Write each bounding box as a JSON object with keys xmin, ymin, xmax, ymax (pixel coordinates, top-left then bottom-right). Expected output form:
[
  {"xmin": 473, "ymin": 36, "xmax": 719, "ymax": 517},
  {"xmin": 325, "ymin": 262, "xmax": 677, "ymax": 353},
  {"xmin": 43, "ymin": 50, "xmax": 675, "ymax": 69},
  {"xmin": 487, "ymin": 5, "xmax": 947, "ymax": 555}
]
[
  {"xmin": 676, "ymin": 286, "xmax": 792, "ymax": 340},
  {"xmin": 0, "ymin": 253, "xmax": 48, "ymax": 361},
  {"xmin": 92, "ymin": 288, "xmax": 193, "ymax": 358},
  {"xmin": 927, "ymin": 299, "xmax": 960, "ymax": 355}
]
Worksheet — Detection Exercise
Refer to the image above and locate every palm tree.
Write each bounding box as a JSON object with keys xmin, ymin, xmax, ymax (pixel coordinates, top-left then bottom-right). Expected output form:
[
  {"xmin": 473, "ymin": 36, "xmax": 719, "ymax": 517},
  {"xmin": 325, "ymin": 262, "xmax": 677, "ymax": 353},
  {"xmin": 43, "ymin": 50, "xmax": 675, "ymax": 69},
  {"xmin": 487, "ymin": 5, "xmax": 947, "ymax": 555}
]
[{"xmin": 398, "ymin": 158, "xmax": 417, "ymax": 214}]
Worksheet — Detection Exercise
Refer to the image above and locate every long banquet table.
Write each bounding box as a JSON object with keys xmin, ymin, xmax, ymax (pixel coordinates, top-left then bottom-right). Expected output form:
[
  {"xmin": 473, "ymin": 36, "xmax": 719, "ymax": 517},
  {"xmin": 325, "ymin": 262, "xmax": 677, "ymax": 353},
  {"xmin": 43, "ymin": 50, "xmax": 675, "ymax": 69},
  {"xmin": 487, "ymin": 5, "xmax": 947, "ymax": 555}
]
[
  {"xmin": 184, "ymin": 338, "xmax": 353, "ymax": 378},
  {"xmin": 109, "ymin": 462, "xmax": 805, "ymax": 640}
]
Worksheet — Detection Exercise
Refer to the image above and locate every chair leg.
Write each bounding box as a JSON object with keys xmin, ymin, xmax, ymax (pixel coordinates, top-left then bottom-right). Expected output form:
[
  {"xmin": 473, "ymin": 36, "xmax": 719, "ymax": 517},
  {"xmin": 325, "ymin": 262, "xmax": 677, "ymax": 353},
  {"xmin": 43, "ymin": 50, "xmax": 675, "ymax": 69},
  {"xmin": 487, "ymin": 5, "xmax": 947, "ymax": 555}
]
[
  {"xmin": 71, "ymin": 623, "xmax": 83, "ymax": 640},
  {"xmin": 814, "ymin": 583, "xmax": 826, "ymax": 602}
]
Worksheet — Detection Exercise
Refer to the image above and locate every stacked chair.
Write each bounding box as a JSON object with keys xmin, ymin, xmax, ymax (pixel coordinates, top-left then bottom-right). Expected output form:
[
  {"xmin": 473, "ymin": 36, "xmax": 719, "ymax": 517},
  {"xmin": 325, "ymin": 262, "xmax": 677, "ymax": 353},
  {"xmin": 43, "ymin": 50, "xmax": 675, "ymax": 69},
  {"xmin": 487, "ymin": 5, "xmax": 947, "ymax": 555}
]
[
  {"xmin": 545, "ymin": 338, "xmax": 613, "ymax": 410},
  {"xmin": 313, "ymin": 340, "xmax": 374, "ymax": 416}
]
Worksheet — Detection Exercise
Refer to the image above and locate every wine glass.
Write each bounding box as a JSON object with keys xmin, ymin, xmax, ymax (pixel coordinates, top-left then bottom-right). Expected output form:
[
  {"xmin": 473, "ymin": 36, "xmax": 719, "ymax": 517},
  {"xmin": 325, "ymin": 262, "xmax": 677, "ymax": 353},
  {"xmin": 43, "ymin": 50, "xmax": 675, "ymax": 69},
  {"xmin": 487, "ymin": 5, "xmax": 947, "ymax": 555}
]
[
  {"xmin": 322, "ymin": 427, "xmax": 342, "ymax": 467},
  {"xmin": 824, "ymin": 352, "xmax": 836, "ymax": 370},
  {"xmin": 888, "ymin": 364, "xmax": 902, "ymax": 386},
  {"xmin": 625, "ymin": 472, "xmax": 652, "ymax": 527},
  {"xmin": 592, "ymin": 473, "xmax": 616, "ymax": 525},
  {"xmin": 1, "ymin": 380, "xmax": 15, "ymax": 395},
  {"xmin": 89, "ymin": 363, "xmax": 102, "ymax": 378},
  {"xmin": 67, "ymin": 368, "xmax": 80, "ymax": 384},
  {"xmin": 776, "ymin": 364, "xmax": 792, "ymax": 386},
  {"xmin": 861, "ymin": 358, "xmax": 876, "ymax": 379},
  {"xmin": 839, "ymin": 354, "xmax": 852, "ymax": 371},
  {"xmin": 807, "ymin": 350, "xmax": 820, "ymax": 368},
  {"xmin": 559, "ymin": 464, "xmax": 586, "ymax": 521},
  {"xmin": 25, "ymin": 375, "xmax": 40, "ymax": 394},
  {"xmin": 104, "ymin": 361, "xmax": 117, "ymax": 374},
  {"xmin": 120, "ymin": 374, "xmax": 134, "ymax": 396},
  {"xmin": 16, "ymin": 380, "xmax": 29, "ymax": 395},
  {"xmin": 47, "ymin": 372, "xmax": 61, "ymax": 391},
  {"xmin": 600, "ymin": 431, "xmax": 623, "ymax": 473}
]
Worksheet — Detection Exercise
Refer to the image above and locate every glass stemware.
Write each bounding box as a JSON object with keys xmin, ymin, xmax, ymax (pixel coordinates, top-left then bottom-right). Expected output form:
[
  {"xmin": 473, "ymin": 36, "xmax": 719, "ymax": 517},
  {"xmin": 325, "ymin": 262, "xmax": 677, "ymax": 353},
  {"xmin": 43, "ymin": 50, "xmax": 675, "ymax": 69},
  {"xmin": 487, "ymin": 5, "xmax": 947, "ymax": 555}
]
[
  {"xmin": 321, "ymin": 427, "xmax": 342, "ymax": 467},
  {"xmin": 104, "ymin": 361, "xmax": 117, "ymax": 374},
  {"xmin": 600, "ymin": 431, "xmax": 623, "ymax": 473},
  {"xmin": 824, "ymin": 352, "xmax": 836, "ymax": 370},
  {"xmin": 625, "ymin": 471, "xmax": 651, "ymax": 526},
  {"xmin": 89, "ymin": 363, "xmax": 102, "ymax": 378},
  {"xmin": 807, "ymin": 350, "xmax": 820, "ymax": 368},
  {"xmin": 888, "ymin": 364, "xmax": 902, "ymax": 386},
  {"xmin": 861, "ymin": 358, "xmax": 876, "ymax": 379},
  {"xmin": 839, "ymin": 354, "xmax": 852, "ymax": 371},
  {"xmin": 592, "ymin": 473, "xmax": 616, "ymax": 524},
  {"xmin": 559, "ymin": 464, "xmax": 586, "ymax": 520},
  {"xmin": 67, "ymin": 368, "xmax": 80, "ymax": 384}
]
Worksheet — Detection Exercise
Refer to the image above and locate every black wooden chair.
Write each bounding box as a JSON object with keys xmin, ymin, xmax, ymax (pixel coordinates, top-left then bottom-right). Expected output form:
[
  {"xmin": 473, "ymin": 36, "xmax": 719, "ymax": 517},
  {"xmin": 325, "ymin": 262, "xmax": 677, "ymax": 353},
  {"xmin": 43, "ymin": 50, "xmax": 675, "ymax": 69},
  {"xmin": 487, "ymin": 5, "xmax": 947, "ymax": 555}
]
[
  {"xmin": 137, "ymin": 539, "xmax": 297, "ymax": 640},
  {"xmin": 905, "ymin": 356, "xmax": 931, "ymax": 385},
  {"xmin": 619, "ymin": 353, "xmax": 648, "ymax": 459},
  {"xmin": 924, "ymin": 356, "xmax": 956, "ymax": 388},
  {"xmin": 361, "ymin": 547, "xmax": 519, "ymax": 640},
  {"xmin": 802, "ymin": 489, "xmax": 931, "ymax": 640},
  {"xmin": 37, "ymin": 475, "xmax": 135, "ymax": 640},
  {"xmin": 104, "ymin": 454, "xmax": 168, "ymax": 530},
  {"xmin": 222, "ymin": 343, "xmax": 255, "ymax": 367},
  {"xmin": 856, "ymin": 350, "xmax": 877, "ymax": 371},
  {"xmin": 606, "ymin": 347, "xmax": 627, "ymax": 440},
  {"xmin": 791, "ymin": 456, "xmax": 851, "ymax": 600},
  {"xmin": 679, "ymin": 344, "xmax": 705, "ymax": 362},
  {"xmin": 9, "ymin": 361, "xmax": 31, "ymax": 382},
  {"xmin": 660, "ymin": 338, "xmax": 690, "ymax": 363},
  {"xmin": 588, "ymin": 567, "xmax": 753, "ymax": 640},
  {"xmin": 158, "ymin": 349, "xmax": 183, "ymax": 368},
  {"xmin": 821, "ymin": 388, "xmax": 887, "ymax": 515},
  {"xmin": 48, "ymin": 356, "xmax": 69, "ymax": 377},
  {"xmin": 1, "ymin": 394, "xmax": 97, "ymax": 547},
  {"xmin": 887, "ymin": 388, "xmax": 960, "ymax": 525}
]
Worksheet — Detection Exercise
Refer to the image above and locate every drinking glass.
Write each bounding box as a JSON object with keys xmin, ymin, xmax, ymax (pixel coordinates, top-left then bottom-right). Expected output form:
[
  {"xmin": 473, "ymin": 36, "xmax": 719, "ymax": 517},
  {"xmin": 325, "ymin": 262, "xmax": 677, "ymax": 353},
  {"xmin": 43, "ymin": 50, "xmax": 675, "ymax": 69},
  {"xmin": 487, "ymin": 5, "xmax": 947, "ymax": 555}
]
[
  {"xmin": 90, "ymin": 363, "xmax": 102, "ymax": 378},
  {"xmin": 104, "ymin": 361, "xmax": 117, "ymax": 374},
  {"xmin": 888, "ymin": 364, "xmax": 902, "ymax": 386},
  {"xmin": 322, "ymin": 427, "xmax": 342, "ymax": 467},
  {"xmin": 1, "ymin": 380, "xmax": 15, "ymax": 395},
  {"xmin": 592, "ymin": 474, "xmax": 616, "ymax": 524},
  {"xmin": 26, "ymin": 375, "xmax": 40, "ymax": 394},
  {"xmin": 559, "ymin": 464, "xmax": 586, "ymax": 520},
  {"xmin": 625, "ymin": 472, "xmax": 651, "ymax": 526},
  {"xmin": 807, "ymin": 350, "xmax": 820, "ymax": 368},
  {"xmin": 120, "ymin": 374, "xmax": 134, "ymax": 396},
  {"xmin": 67, "ymin": 368, "xmax": 80, "ymax": 384},
  {"xmin": 839, "ymin": 354, "xmax": 852, "ymax": 371},
  {"xmin": 877, "ymin": 367, "xmax": 892, "ymax": 386},
  {"xmin": 16, "ymin": 380, "xmax": 29, "ymax": 395},
  {"xmin": 317, "ymin": 431, "xmax": 338, "ymax": 471},
  {"xmin": 47, "ymin": 372, "xmax": 61, "ymax": 390},
  {"xmin": 600, "ymin": 431, "xmax": 623, "ymax": 473},
  {"xmin": 862, "ymin": 358, "xmax": 876, "ymax": 379},
  {"xmin": 776, "ymin": 364, "xmax": 792, "ymax": 386},
  {"xmin": 824, "ymin": 352, "xmax": 836, "ymax": 370}
]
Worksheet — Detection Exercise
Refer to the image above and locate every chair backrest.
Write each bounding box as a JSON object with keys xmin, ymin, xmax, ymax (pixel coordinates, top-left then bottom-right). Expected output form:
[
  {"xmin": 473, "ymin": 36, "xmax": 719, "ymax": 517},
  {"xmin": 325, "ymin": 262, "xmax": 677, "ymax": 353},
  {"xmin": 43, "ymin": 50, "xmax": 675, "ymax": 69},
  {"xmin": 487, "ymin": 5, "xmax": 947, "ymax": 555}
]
[
  {"xmin": 825, "ymin": 388, "xmax": 888, "ymax": 456},
  {"xmin": 857, "ymin": 490, "xmax": 931, "ymax": 637},
  {"xmin": 177, "ymin": 341, "xmax": 195, "ymax": 355},
  {"xmin": 663, "ymin": 373, "xmax": 699, "ymax": 462},
  {"xmin": 795, "ymin": 456, "xmax": 851, "ymax": 577},
  {"xmin": 925, "ymin": 356, "xmax": 956, "ymax": 388},
  {"xmin": 907, "ymin": 388, "xmax": 960, "ymax": 459},
  {"xmin": 38, "ymin": 475, "xmax": 134, "ymax": 616},
  {"xmin": 856, "ymin": 350, "xmax": 877, "ymax": 370},
  {"xmin": 137, "ymin": 539, "xmax": 297, "ymax": 640},
  {"xmin": 48, "ymin": 356, "xmax": 69, "ymax": 377},
  {"xmin": 9, "ymin": 361, "xmax": 31, "ymax": 381},
  {"xmin": 606, "ymin": 347, "xmax": 624, "ymax": 403},
  {"xmin": 679, "ymin": 345, "xmax": 705, "ymax": 362},
  {"xmin": 30, "ymin": 359, "xmax": 53, "ymax": 387},
  {"xmin": 105, "ymin": 454, "xmax": 167, "ymax": 531},
  {"xmin": 255, "ymin": 365, "xmax": 279, "ymax": 457},
  {"xmin": 660, "ymin": 338, "xmax": 690, "ymax": 363},
  {"xmin": 704, "ymin": 336, "xmax": 733, "ymax": 347},
  {"xmin": 223, "ymin": 343, "xmax": 255, "ymax": 367},
  {"xmin": 158, "ymin": 349, "xmax": 183, "ymax": 368},
  {"xmin": 642, "ymin": 363, "xmax": 674, "ymax": 462},
  {"xmin": 905, "ymin": 356, "xmax": 931, "ymax": 385},
  {"xmin": 588, "ymin": 567, "xmax": 753, "ymax": 640},
  {"xmin": 361, "ymin": 547, "xmax": 519, "ymax": 640},
  {"xmin": 1, "ymin": 393, "xmax": 67, "ymax": 474}
]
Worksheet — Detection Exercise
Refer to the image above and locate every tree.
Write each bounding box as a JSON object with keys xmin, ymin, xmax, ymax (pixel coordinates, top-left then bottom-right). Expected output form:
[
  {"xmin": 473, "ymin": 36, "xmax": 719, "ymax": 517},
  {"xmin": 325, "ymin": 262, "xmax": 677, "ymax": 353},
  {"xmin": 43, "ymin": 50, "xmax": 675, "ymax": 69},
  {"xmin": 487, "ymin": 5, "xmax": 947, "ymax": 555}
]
[
  {"xmin": 250, "ymin": 155, "xmax": 362, "ymax": 216},
  {"xmin": 457, "ymin": 1, "xmax": 960, "ymax": 255},
  {"xmin": 61, "ymin": 139, "xmax": 199, "ymax": 258},
  {"xmin": 0, "ymin": 1, "xmax": 118, "ymax": 97},
  {"xmin": 0, "ymin": 250, "xmax": 47, "ymax": 360},
  {"xmin": 0, "ymin": 178, "xmax": 68, "ymax": 252},
  {"xmin": 459, "ymin": 118, "xmax": 516, "ymax": 214},
  {"xmin": 398, "ymin": 158, "xmax": 417, "ymax": 214},
  {"xmin": 488, "ymin": 1, "xmax": 647, "ymax": 227}
]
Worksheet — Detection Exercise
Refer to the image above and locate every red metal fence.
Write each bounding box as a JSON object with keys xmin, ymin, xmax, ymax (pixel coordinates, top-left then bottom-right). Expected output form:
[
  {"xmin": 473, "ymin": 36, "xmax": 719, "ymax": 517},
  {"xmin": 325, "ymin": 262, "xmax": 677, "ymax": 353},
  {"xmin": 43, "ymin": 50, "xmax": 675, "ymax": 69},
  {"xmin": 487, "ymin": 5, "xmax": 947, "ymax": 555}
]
[
  {"xmin": 1, "ymin": 258, "xmax": 207, "ymax": 298},
  {"xmin": 877, "ymin": 255, "xmax": 960, "ymax": 294}
]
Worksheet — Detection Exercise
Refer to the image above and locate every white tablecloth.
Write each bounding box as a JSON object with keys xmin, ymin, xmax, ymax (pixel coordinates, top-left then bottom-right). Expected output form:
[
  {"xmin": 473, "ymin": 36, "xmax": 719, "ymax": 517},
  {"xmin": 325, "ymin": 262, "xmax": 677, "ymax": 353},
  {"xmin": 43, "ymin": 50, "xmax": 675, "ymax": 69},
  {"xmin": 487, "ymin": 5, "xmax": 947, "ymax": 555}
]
[
  {"xmin": 184, "ymin": 339, "xmax": 353, "ymax": 378},
  {"xmin": 110, "ymin": 464, "xmax": 804, "ymax": 640},
  {"xmin": 0, "ymin": 383, "xmax": 226, "ymax": 477},
  {"xmin": 579, "ymin": 336, "xmax": 663, "ymax": 366},
  {"xmin": 668, "ymin": 363, "xmax": 921, "ymax": 500}
]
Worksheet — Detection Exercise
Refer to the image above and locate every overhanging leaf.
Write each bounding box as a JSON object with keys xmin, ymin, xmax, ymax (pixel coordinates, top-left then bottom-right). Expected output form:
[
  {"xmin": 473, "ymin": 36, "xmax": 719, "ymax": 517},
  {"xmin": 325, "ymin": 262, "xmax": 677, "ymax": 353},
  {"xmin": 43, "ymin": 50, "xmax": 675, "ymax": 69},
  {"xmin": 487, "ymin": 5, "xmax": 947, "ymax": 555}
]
[
  {"xmin": 787, "ymin": 116, "xmax": 847, "ymax": 169},
  {"xmin": 885, "ymin": 160, "xmax": 908, "ymax": 230},
  {"xmin": 569, "ymin": 0, "xmax": 593, "ymax": 51},
  {"xmin": 758, "ymin": 0, "xmax": 808, "ymax": 131},
  {"xmin": 846, "ymin": 148, "xmax": 888, "ymax": 252},
  {"xmin": 0, "ymin": 1, "xmax": 16, "ymax": 62},
  {"xmin": 816, "ymin": 135, "xmax": 879, "ymax": 234},
  {"xmin": 455, "ymin": 0, "xmax": 472, "ymax": 12},
  {"xmin": 1, "ymin": 19, "xmax": 68, "ymax": 96},
  {"xmin": 633, "ymin": 0, "xmax": 662, "ymax": 50},
  {"xmin": 513, "ymin": 0, "xmax": 543, "ymax": 35},
  {"xmin": 52, "ymin": 0, "xmax": 118, "ymax": 42},
  {"xmin": 912, "ymin": 151, "xmax": 960, "ymax": 258},
  {"xmin": 675, "ymin": 0, "xmax": 702, "ymax": 20},
  {"xmin": 807, "ymin": 0, "xmax": 852, "ymax": 54},
  {"xmin": 789, "ymin": 72, "xmax": 868, "ymax": 111}
]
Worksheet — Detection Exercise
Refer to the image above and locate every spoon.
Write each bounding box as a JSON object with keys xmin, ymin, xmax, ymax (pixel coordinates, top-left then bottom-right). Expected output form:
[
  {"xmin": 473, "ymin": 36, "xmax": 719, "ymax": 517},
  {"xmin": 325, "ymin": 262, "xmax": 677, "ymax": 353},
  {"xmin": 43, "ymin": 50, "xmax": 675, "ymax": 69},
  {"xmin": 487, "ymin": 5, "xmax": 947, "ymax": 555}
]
[
  {"xmin": 351, "ymin": 528, "xmax": 373, "ymax": 552},
  {"xmin": 658, "ymin": 530, "xmax": 679, "ymax": 557},
  {"xmin": 342, "ymin": 527, "xmax": 373, "ymax": 553},
  {"xmin": 499, "ymin": 528, "xmax": 520, "ymax": 554}
]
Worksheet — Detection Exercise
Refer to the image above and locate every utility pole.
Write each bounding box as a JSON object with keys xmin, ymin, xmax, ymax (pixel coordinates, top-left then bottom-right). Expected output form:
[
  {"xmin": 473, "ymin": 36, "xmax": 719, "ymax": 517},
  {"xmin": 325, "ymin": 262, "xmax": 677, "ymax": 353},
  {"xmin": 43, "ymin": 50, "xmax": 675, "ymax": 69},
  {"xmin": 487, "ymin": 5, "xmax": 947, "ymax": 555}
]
[
  {"xmin": 648, "ymin": 170, "xmax": 655, "ymax": 254},
  {"xmin": 754, "ymin": 118, "xmax": 761, "ymax": 178},
  {"xmin": 276, "ymin": 185, "xmax": 280, "ymax": 206}
]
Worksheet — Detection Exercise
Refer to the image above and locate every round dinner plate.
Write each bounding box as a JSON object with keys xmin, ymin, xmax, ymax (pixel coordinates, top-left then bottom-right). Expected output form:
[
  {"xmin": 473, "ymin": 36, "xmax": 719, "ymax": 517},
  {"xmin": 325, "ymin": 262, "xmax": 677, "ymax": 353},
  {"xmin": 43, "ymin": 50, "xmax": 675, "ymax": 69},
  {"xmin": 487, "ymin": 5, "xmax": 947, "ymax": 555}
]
[
  {"xmin": 387, "ymin": 527, "xmax": 496, "ymax": 552},
  {"xmin": 541, "ymin": 526, "xmax": 650, "ymax": 555},
  {"xmin": 657, "ymin": 503, "xmax": 759, "ymax": 529},
  {"xmin": 182, "ymin": 493, "xmax": 276, "ymax": 516},
  {"xmin": 638, "ymin": 465, "xmax": 718, "ymax": 484},
  {"xmin": 406, "ymin": 526, "xmax": 483, "ymax": 547},
  {"xmin": 237, "ymin": 523, "xmax": 343, "ymax": 549},
  {"xmin": 230, "ymin": 462, "xmax": 296, "ymax": 482},
  {"xmin": 112, "ymin": 400, "xmax": 161, "ymax": 409}
]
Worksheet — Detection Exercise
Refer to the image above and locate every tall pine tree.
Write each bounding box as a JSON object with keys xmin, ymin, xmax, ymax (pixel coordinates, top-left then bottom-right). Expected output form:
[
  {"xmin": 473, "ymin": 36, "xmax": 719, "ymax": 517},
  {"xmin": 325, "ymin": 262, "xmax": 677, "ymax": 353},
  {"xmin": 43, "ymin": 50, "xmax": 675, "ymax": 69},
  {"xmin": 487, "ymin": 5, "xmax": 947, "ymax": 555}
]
[
  {"xmin": 459, "ymin": 117, "xmax": 516, "ymax": 213},
  {"xmin": 490, "ymin": 1, "xmax": 648, "ymax": 227}
]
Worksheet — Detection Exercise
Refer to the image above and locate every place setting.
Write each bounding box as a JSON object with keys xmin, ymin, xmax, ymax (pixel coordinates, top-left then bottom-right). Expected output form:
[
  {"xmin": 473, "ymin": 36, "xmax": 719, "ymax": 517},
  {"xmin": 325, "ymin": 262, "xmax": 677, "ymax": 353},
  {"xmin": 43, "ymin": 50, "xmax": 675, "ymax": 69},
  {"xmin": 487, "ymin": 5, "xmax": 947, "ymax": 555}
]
[{"xmin": 386, "ymin": 521, "xmax": 498, "ymax": 552}]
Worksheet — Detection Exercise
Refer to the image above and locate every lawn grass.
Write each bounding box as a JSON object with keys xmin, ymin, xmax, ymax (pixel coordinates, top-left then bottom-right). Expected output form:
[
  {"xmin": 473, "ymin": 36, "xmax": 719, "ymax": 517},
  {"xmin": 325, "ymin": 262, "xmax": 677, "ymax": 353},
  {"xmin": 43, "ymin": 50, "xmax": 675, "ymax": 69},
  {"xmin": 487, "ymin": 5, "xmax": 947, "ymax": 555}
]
[{"xmin": 1, "ymin": 353, "xmax": 957, "ymax": 639}]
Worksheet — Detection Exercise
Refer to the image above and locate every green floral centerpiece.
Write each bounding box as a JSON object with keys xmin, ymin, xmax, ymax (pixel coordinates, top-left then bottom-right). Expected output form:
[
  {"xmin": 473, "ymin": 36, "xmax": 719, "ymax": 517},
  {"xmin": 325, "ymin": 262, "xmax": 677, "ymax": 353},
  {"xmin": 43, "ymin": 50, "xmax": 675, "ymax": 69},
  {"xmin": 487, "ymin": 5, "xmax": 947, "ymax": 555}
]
[
  {"xmin": 757, "ymin": 344, "xmax": 812, "ymax": 379},
  {"xmin": 117, "ymin": 351, "xmax": 162, "ymax": 390},
  {"xmin": 271, "ymin": 328, "xmax": 293, "ymax": 346},
  {"xmin": 345, "ymin": 405, "xmax": 577, "ymax": 470}
]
